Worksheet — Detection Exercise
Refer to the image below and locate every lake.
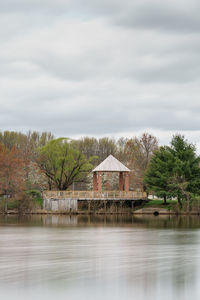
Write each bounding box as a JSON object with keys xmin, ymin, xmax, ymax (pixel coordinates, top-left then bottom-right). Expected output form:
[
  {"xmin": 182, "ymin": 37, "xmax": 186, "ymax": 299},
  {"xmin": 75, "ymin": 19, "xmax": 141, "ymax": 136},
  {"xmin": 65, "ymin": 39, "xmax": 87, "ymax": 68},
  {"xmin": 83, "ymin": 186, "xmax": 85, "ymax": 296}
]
[{"xmin": 0, "ymin": 214, "xmax": 200, "ymax": 300}]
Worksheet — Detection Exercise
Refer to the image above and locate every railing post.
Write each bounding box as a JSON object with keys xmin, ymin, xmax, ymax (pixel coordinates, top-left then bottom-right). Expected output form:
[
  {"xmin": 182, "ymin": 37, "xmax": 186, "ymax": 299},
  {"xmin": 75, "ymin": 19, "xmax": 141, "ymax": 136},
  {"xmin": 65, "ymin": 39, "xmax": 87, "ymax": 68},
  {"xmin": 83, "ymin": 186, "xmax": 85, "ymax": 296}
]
[
  {"xmin": 131, "ymin": 201, "xmax": 134, "ymax": 211},
  {"xmin": 120, "ymin": 200, "xmax": 123, "ymax": 213}
]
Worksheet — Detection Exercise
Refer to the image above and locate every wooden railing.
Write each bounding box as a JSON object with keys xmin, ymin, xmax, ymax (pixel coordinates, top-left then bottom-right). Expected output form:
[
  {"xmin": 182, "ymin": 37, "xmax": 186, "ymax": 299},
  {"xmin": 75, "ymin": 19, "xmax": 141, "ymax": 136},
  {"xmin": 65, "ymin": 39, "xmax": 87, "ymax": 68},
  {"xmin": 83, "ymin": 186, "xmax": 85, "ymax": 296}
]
[{"xmin": 43, "ymin": 190, "xmax": 147, "ymax": 200}]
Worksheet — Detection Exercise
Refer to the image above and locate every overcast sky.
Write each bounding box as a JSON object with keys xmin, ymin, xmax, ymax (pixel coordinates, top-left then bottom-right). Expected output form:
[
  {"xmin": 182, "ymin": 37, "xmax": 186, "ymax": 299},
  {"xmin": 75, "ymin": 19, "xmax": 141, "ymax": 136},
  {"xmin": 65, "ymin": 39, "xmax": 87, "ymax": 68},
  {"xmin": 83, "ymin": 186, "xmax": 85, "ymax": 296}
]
[{"xmin": 1, "ymin": 0, "xmax": 200, "ymax": 147}]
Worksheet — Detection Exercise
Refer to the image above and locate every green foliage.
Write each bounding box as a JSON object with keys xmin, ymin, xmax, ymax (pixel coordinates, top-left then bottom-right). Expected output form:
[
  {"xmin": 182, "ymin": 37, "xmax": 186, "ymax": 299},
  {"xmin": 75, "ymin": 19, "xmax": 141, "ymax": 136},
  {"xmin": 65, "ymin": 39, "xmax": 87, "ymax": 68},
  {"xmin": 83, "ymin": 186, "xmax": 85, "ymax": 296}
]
[
  {"xmin": 38, "ymin": 138, "xmax": 95, "ymax": 190},
  {"xmin": 144, "ymin": 146, "xmax": 174, "ymax": 203},
  {"xmin": 145, "ymin": 135, "xmax": 200, "ymax": 206},
  {"xmin": 0, "ymin": 197, "xmax": 19, "ymax": 211},
  {"xmin": 142, "ymin": 199, "xmax": 177, "ymax": 208},
  {"xmin": 0, "ymin": 190, "xmax": 43, "ymax": 212},
  {"xmin": 168, "ymin": 135, "xmax": 200, "ymax": 197},
  {"xmin": 26, "ymin": 190, "xmax": 43, "ymax": 207}
]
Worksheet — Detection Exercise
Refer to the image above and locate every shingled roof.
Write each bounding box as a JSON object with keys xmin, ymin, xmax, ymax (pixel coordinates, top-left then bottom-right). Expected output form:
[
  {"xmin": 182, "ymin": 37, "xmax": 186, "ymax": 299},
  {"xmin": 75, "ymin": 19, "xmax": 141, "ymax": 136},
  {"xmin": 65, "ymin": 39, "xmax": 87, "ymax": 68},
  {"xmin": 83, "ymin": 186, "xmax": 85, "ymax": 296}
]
[{"xmin": 92, "ymin": 154, "xmax": 130, "ymax": 172}]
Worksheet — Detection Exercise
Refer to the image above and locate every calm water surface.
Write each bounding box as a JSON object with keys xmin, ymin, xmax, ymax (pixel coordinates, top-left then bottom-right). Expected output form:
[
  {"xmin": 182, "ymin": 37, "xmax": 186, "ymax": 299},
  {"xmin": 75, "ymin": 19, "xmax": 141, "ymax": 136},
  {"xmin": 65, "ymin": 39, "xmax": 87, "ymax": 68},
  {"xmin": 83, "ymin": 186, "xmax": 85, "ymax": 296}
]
[{"xmin": 0, "ymin": 214, "xmax": 200, "ymax": 300}]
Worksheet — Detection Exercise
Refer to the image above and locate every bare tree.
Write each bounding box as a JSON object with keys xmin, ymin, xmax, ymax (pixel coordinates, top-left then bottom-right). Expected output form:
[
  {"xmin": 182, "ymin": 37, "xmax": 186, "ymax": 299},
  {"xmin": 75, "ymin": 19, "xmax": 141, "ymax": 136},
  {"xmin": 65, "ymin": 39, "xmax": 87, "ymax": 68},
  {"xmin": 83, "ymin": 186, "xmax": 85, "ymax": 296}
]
[{"xmin": 125, "ymin": 133, "xmax": 159, "ymax": 191}]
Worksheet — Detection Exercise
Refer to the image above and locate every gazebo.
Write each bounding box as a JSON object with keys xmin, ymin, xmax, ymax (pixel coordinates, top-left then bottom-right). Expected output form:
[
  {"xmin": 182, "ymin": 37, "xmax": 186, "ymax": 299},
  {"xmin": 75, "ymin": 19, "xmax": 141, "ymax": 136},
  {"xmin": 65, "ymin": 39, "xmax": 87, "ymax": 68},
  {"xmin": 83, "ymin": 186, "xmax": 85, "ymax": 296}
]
[{"xmin": 92, "ymin": 155, "xmax": 130, "ymax": 193}]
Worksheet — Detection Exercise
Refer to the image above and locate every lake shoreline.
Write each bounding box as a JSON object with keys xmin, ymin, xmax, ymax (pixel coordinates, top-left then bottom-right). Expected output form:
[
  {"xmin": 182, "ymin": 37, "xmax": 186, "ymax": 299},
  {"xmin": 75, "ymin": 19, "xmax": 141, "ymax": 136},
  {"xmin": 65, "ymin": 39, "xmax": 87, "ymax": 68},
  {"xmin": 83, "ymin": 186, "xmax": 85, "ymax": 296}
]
[{"xmin": 1, "ymin": 209, "xmax": 200, "ymax": 216}]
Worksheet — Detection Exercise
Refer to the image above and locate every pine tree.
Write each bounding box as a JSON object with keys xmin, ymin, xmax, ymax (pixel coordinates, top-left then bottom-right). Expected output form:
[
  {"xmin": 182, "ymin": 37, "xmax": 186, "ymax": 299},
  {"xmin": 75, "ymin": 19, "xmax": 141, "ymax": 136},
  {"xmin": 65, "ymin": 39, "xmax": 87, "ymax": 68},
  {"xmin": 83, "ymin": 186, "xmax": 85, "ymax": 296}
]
[
  {"xmin": 144, "ymin": 146, "xmax": 174, "ymax": 204},
  {"xmin": 168, "ymin": 135, "xmax": 200, "ymax": 208},
  {"xmin": 144, "ymin": 135, "xmax": 200, "ymax": 208}
]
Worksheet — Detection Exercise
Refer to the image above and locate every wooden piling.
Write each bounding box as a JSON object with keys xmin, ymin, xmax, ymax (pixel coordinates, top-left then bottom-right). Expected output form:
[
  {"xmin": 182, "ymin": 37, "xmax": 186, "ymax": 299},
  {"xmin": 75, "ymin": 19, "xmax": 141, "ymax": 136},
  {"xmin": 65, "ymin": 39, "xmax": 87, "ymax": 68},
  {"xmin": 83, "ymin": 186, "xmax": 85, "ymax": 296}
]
[{"xmin": 104, "ymin": 200, "xmax": 106, "ymax": 214}]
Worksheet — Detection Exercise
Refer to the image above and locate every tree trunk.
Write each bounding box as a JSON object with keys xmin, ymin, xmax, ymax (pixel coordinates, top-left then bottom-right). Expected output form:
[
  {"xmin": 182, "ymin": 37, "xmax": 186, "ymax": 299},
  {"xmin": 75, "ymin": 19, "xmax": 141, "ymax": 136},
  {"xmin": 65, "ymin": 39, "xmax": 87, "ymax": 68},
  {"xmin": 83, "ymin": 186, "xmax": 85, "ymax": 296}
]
[
  {"xmin": 5, "ymin": 197, "xmax": 8, "ymax": 214},
  {"xmin": 186, "ymin": 193, "xmax": 190, "ymax": 214},
  {"xmin": 178, "ymin": 196, "xmax": 182, "ymax": 208},
  {"xmin": 163, "ymin": 195, "xmax": 167, "ymax": 205},
  {"xmin": 48, "ymin": 180, "xmax": 52, "ymax": 190}
]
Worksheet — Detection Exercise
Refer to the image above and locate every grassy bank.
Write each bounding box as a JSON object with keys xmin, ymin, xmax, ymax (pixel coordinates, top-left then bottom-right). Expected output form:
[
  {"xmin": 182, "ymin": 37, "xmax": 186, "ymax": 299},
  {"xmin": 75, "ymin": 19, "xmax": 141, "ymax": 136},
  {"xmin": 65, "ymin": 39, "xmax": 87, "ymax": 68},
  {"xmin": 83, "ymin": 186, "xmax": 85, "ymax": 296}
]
[
  {"xmin": 142, "ymin": 199, "xmax": 177, "ymax": 209},
  {"xmin": 1, "ymin": 197, "xmax": 200, "ymax": 215},
  {"xmin": 137, "ymin": 198, "xmax": 200, "ymax": 215},
  {"xmin": 0, "ymin": 190, "xmax": 43, "ymax": 213}
]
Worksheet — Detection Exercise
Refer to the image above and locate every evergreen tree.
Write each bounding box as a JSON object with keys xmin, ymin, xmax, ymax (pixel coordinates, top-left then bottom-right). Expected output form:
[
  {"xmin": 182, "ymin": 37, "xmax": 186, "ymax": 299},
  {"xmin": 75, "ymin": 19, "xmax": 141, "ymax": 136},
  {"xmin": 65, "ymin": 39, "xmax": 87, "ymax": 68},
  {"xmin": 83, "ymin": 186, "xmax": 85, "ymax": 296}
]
[
  {"xmin": 144, "ymin": 146, "xmax": 174, "ymax": 204},
  {"xmin": 145, "ymin": 135, "xmax": 200, "ymax": 207},
  {"xmin": 168, "ymin": 135, "xmax": 200, "ymax": 207}
]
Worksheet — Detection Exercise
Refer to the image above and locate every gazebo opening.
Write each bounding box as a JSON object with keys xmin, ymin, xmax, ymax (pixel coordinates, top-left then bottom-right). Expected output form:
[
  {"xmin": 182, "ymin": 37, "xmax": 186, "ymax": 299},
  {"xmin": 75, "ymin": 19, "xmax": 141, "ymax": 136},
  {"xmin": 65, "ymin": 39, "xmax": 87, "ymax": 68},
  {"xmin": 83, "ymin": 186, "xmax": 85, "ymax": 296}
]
[{"xmin": 92, "ymin": 155, "xmax": 130, "ymax": 192}]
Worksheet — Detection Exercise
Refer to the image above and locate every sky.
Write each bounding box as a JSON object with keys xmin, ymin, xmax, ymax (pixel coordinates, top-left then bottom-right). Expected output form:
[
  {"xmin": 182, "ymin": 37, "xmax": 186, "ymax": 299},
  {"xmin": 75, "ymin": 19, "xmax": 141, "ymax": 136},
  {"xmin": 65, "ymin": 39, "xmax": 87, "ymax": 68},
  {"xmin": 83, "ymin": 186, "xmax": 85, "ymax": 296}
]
[{"xmin": 1, "ymin": 0, "xmax": 200, "ymax": 147}]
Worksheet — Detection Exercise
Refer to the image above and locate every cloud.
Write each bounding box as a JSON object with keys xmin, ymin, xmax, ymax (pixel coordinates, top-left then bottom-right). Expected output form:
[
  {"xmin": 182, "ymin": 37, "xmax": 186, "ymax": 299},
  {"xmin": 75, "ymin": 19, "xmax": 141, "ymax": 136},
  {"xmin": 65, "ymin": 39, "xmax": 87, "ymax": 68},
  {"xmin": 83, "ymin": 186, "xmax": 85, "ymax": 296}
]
[
  {"xmin": 0, "ymin": 0, "xmax": 200, "ymax": 147},
  {"xmin": 1, "ymin": 0, "xmax": 200, "ymax": 34}
]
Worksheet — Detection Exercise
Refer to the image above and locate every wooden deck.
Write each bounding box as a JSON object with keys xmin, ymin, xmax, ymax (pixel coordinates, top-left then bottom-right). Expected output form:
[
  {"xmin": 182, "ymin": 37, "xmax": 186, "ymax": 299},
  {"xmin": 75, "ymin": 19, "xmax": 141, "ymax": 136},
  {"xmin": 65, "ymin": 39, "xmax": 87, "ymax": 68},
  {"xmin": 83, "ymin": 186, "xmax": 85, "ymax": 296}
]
[
  {"xmin": 43, "ymin": 191, "xmax": 147, "ymax": 212},
  {"xmin": 43, "ymin": 190, "xmax": 147, "ymax": 200}
]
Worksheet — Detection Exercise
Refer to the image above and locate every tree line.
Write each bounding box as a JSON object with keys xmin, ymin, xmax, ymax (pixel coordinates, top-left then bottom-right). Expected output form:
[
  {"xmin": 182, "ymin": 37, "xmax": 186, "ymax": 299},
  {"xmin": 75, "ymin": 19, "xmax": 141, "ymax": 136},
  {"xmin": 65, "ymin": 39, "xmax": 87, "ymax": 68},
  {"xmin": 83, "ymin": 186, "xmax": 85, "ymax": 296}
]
[{"xmin": 0, "ymin": 130, "xmax": 199, "ymax": 210}]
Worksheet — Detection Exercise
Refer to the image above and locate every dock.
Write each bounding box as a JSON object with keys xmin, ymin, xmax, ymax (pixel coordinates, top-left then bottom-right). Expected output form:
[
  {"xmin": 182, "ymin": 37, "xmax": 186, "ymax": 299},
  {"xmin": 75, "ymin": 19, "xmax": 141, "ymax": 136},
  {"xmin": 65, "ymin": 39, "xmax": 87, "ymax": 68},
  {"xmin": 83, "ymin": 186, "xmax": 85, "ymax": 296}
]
[{"xmin": 43, "ymin": 191, "xmax": 147, "ymax": 213}]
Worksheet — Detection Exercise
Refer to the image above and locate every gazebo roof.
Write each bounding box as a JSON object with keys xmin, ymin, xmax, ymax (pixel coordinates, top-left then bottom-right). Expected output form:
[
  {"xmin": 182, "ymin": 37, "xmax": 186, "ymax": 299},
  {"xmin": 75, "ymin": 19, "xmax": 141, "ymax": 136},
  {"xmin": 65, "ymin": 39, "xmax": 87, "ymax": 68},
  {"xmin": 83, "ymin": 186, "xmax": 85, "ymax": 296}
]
[{"xmin": 92, "ymin": 154, "xmax": 130, "ymax": 172}]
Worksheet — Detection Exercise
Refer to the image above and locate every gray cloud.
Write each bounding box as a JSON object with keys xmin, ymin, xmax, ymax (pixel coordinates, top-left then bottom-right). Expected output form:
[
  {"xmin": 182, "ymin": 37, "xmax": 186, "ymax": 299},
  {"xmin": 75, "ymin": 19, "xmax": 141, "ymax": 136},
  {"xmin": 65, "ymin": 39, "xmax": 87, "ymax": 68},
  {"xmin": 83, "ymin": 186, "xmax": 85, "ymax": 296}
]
[
  {"xmin": 1, "ymin": 1, "xmax": 200, "ymax": 33},
  {"xmin": 0, "ymin": 0, "xmax": 200, "ymax": 146}
]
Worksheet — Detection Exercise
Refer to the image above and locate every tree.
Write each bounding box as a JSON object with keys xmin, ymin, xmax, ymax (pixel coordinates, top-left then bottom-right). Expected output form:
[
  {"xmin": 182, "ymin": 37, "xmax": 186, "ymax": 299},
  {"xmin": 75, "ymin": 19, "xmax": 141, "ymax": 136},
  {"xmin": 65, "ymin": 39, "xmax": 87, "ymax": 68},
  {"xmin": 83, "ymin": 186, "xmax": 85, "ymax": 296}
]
[
  {"xmin": 0, "ymin": 144, "xmax": 25, "ymax": 211},
  {"xmin": 144, "ymin": 146, "xmax": 174, "ymax": 204},
  {"xmin": 0, "ymin": 130, "xmax": 54, "ymax": 188},
  {"xmin": 125, "ymin": 133, "xmax": 158, "ymax": 190},
  {"xmin": 76, "ymin": 136, "xmax": 117, "ymax": 164},
  {"xmin": 144, "ymin": 135, "xmax": 200, "ymax": 207},
  {"xmin": 97, "ymin": 137, "xmax": 117, "ymax": 163},
  {"xmin": 115, "ymin": 137, "xmax": 128, "ymax": 163},
  {"xmin": 168, "ymin": 135, "xmax": 200, "ymax": 208},
  {"xmin": 76, "ymin": 137, "xmax": 99, "ymax": 159},
  {"xmin": 38, "ymin": 138, "xmax": 94, "ymax": 190}
]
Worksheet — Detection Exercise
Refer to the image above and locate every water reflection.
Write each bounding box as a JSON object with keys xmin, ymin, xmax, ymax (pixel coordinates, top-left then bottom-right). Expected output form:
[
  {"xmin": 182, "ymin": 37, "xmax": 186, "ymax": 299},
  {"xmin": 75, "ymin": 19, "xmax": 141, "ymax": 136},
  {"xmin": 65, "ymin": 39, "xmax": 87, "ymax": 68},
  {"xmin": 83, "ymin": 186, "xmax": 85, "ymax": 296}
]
[
  {"xmin": 1, "ymin": 214, "xmax": 200, "ymax": 229},
  {"xmin": 0, "ymin": 215, "xmax": 200, "ymax": 300}
]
